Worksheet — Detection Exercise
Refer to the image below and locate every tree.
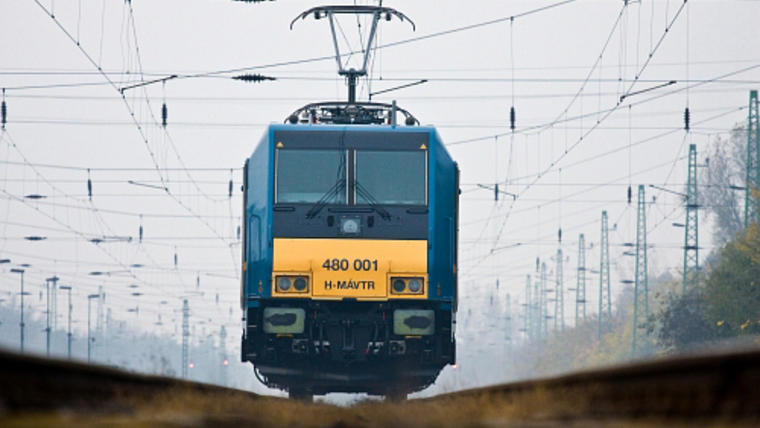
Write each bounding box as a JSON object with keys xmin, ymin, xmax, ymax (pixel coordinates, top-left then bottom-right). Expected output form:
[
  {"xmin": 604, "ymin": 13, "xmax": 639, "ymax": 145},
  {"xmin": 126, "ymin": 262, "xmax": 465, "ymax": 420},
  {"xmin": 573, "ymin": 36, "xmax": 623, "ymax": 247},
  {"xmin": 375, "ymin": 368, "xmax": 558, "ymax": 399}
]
[
  {"xmin": 703, "ymin": 223, "xmax": 760, "ymax": 337},
  {"xmin": 700, "ymin": 126, "xmax": 746, "ymax": 244},
  {"xmin": 655, "ymin": 287, "xmax": 716, "ymax": 351}
]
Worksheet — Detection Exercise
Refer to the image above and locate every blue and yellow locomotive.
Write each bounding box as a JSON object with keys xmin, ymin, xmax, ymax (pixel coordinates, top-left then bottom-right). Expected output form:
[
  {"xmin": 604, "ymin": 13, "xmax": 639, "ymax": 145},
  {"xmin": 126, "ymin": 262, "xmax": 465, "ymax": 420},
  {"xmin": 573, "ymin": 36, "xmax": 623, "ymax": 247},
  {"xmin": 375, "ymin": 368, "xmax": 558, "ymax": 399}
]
[{"xmin": 240, "ymin": 101, "xmax": 459, "ymax": 399}]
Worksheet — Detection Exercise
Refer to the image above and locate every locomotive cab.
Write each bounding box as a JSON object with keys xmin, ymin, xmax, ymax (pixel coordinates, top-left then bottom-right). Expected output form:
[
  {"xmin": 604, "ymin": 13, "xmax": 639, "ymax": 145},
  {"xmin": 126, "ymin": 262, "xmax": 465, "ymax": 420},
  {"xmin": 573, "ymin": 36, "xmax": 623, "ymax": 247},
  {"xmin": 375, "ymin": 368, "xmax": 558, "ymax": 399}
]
[{"xmin": 241, "ymin": 117, "xmax": 458, "ymax": 398}]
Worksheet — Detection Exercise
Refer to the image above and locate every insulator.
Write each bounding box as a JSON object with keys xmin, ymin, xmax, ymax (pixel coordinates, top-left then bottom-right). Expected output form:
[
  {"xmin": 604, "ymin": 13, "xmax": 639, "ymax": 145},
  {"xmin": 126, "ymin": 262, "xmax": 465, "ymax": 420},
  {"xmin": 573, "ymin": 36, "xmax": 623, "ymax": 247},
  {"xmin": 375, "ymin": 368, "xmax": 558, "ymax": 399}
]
[
  {"xmin": 536, "ymin": 257, "xmax": 540, "ymax": 271},
  {"xmin": 139, "ymin": 225, "xmax": 143, "ymax": 243},
  {"xmin": 196, "ymin": 274, "xmax": 200, "ymax": 289},
  {"xmin": 494, "ymin": 183, "xmax": 499, "ymax": 201},
  {"xmin": 236, "ymin": 225, "xmax": 241, "ymax": 240},
  {"xmin": 233, "ymin": 73, "xmax": 276, "ymax": 83},
  {"xmin": 161, "ymin": 102, "xmax": 168, "ymax": 128},
  {"xmin": 87, "ymin": 170, "xmax": 93, "ymax": 201},
  {"xmin": 509, "ymin": 106, "xmax": 516, "ymax": 131},
  {"xmin": 228, "ymin": 178, "xmax": 233, "ymax": 198},
  {"xmin": 1, "ymin": 99, "xmax": 6, "ymax": 129},
  {"xmin": 684, "ymin": 107, "xmax": 690, "ymax": 131},
  {"xmin": 174, "ymin": 250, "xmax": 178, "ymax": 268},
  {"xmin": 627, "ymin": 185, "xmax": 632, "ymax": 204},
  {"xmin": 558, "ymin": 228, "xmax": 562, "ymax": 243}
]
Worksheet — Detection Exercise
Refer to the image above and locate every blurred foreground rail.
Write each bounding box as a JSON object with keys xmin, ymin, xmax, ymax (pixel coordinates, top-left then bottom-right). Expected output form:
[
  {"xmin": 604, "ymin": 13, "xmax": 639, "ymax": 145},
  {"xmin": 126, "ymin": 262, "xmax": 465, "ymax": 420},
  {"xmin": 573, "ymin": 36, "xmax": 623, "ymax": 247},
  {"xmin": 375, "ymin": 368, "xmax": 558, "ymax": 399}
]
[{"xmin": 0, "ymin": 347, "xmax": 759, "ymax": 427}]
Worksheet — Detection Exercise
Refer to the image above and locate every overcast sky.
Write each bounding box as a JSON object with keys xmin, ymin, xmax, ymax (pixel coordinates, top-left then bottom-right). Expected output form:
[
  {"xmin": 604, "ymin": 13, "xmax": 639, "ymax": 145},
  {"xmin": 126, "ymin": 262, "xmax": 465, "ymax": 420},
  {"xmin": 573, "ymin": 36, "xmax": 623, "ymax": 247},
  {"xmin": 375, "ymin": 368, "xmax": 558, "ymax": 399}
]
[{"xmin": 1, "ymin": 0, "xmax": 759, "ymax": 389}]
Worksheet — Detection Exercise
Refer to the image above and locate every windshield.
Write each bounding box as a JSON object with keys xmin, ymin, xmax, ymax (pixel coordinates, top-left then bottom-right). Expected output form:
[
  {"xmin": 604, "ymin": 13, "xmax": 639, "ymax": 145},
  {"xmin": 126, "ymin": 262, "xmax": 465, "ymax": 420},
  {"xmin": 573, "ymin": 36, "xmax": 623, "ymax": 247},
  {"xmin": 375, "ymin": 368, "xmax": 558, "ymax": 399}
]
[
  {"xmin": 356, "ymin": 150, "xmax": 426, "ymax": 205},
  {"xmin": 276, "ymin": 149, "xmax": 346, "ymax": 203}
]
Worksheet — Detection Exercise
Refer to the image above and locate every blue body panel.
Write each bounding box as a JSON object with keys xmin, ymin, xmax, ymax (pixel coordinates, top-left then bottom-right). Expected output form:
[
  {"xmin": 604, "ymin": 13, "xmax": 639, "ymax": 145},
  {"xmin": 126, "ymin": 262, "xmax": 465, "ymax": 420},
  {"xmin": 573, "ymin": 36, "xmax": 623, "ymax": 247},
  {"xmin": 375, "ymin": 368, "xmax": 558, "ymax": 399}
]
[
  {"xmin": 244, "ymin": 131, "xmax": 274, "ymax": 302},
  {"xmin": 427, "ymin": 129, "xmax": 457, "ymax": 305}
]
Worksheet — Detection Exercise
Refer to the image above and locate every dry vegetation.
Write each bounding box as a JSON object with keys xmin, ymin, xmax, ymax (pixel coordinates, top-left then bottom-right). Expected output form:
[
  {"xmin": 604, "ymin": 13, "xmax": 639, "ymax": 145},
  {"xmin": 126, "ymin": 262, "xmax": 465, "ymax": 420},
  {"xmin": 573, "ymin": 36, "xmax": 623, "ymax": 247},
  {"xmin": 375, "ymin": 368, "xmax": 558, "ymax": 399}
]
[{"xmin": 1, "ymin": 386, "xmax": 756, "ymax": 428}]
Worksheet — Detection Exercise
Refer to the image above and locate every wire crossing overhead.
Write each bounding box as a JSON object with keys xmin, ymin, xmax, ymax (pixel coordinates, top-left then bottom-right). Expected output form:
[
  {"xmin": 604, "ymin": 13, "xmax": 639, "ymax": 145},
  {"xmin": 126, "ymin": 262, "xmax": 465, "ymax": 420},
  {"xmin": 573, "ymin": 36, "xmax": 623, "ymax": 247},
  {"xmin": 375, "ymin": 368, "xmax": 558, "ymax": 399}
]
[
  {"xmin": 683, "ymin": 144, "xmax": 699, "ymax": 293},
  {"xmin": 576, "ymin": 233, "xmax": 586, "ymax": 325},
  {"xmin": 598, "ymin": 210, "xmax": 611, "ymax": 340},
  {"xmin": 632, "ymin": 185, "xmax": 649, "ymax": 357},
  {"xmin": 746, "ymin": 90, "xmax": 760, "ymax": 227}
]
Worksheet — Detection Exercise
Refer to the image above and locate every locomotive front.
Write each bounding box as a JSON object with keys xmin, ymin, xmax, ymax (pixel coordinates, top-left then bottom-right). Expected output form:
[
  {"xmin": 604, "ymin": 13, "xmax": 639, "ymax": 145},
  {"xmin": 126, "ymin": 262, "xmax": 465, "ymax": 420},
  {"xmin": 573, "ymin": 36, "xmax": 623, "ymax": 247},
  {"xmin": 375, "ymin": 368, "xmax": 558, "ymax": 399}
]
[{"xmin": 241, "ymin": 124, "xmax": 458, "ymax": 398}]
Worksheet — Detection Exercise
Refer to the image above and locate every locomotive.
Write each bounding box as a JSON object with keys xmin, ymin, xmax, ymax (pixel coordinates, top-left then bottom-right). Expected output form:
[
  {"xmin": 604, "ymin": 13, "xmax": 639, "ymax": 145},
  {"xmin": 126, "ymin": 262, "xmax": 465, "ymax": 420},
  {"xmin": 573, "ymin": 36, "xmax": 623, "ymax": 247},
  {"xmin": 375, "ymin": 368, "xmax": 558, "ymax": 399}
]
[{"xmin": 239, "ymin": 6, "xmax": 459, "ymax": 400}]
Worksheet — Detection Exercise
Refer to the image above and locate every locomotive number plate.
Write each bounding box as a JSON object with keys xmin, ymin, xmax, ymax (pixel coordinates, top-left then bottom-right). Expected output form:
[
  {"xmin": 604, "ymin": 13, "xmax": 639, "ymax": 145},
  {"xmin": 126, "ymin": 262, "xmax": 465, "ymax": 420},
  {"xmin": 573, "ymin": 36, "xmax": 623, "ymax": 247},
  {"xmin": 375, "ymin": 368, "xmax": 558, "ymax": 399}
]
[{"xmin": 272, "ymin": 238, "xmax": 427, "ymax": 298}]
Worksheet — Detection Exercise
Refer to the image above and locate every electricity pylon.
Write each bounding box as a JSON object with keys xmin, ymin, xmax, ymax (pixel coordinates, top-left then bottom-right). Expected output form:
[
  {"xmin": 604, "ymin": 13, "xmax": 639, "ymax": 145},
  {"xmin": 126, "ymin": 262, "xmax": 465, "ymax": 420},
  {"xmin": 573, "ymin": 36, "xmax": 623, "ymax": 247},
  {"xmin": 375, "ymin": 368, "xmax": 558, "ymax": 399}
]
[
  {"xmin": 632, "ymin": 185, "xmax": 649, "ymax": 357},
  {"xmin": 182, "ymin": 299, "xmax": 189, "ymax": 379},
  {"xmin": 524, "ymin": 274, "xmax": 532, "ymax": 339},
  {"xmin": 683, "ymin": 144, "xmax": 699, "ymax": 293},
  {"xmin": 576, "ymin": 233, "xmax": 586, "ymax": 325},
  {"xmin": 598, "ymin": 211, "xmax": 611, "ymax": 340},
  {"xmin": 534, "ymin": 267, "xmax": 541, "ymax": 339},
  {"xmin": 746, "ymin": 90, "xmax": 760, "ymax": 227},
  {"xmin": 219, "ymin": 325, "xmax": 228, "ymax": 386},
  {"xmin": 554, "ymin": 248, "xmax": 564, "ymax": 331},
  {"xmin": 540, "ymin": 262, "xmax": 548, "ymax": 338},
  {"xmin": 505, "ymin": 293, "xmax": 512, "ymax": 344}
]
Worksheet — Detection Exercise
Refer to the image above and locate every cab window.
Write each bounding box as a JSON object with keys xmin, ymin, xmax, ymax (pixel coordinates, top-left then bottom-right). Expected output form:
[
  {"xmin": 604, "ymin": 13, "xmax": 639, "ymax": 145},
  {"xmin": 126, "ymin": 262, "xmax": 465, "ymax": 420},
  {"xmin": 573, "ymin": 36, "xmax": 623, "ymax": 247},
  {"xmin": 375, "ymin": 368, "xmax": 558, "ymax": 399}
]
[
  {"xmin": 276, "ymin": 149, "xmax": 346, "ymax": 203},
  {"xmin": 355, "ymin": 150, "xmax": 427, "ymax": 205}
]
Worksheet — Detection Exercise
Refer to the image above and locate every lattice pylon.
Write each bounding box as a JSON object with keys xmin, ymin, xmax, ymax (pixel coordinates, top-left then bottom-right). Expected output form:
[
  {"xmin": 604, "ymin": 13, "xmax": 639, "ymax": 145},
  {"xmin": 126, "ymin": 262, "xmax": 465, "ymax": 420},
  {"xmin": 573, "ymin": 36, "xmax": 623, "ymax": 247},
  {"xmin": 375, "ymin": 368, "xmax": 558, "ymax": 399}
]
[
  {"xmin": 555, "ymin": 248, "xmax": 564, "ymax": 331},
  {"xmin": 598, "ymin": 211, "xmax": 611, "ymax": 340},
  {"xmin": 745, "ymin": 90, "xmax": 760, "ymax": 227},
  {"xmin": 524, "ymin": 274, "xmax": 532, "ymax": 340},
  {"xmin": 182, "ymin": 299, "xmax": 189, "ymax": 379},
  {"xmin": 540, "ymin": 262, "xmax": 548, "ymax": 338},
  {"xmin": 683, "ymin": 144, "xmax": 699, "ymax": 293},
  {"xmin": 576, "ymin": 233, "xmax": 586, "ymax": 325},
  {"xmin": 632, "ymin": 185, "xmax": 649, "ymax": 356}
]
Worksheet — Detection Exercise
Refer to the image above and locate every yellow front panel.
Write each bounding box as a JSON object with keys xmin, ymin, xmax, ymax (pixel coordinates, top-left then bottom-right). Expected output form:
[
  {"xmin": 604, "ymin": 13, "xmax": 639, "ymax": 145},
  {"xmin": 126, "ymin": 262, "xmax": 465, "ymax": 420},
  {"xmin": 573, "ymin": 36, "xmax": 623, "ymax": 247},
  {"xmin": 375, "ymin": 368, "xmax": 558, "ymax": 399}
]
[{"xmin": 272, "ymin": 238, "xmax": 427, "ymax": 299}]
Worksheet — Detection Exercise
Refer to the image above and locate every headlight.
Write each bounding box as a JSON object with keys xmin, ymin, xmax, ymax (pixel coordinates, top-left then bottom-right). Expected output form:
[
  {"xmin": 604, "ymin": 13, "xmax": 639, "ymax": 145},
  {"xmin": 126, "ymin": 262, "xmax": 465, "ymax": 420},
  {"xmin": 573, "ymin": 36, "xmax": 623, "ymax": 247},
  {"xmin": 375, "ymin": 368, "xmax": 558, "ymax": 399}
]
[
  {"xmin": 407, "ymin": 278, "xmax": 422, "ymax": 293},
  {"xmin": 293, "ymin": 277, "xmax": 307, "ymax": 291},
  {"xmin": 277, "ymin": 276, "xmax": 292, "ymax": 292},
  {"xmin": 275, "ymin": 275, "xmax": 309, "ymax": 294},
  {"xmin": 390, "ymin": 277, "xmax": 425, "ymax": 295}
]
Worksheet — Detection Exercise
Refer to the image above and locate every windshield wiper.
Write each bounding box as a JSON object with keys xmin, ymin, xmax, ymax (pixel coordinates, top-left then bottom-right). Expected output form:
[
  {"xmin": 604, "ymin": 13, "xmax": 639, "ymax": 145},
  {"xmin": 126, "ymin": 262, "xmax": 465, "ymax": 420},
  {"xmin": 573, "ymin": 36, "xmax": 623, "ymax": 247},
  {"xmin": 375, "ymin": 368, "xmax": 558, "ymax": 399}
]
[
  {"xmin": 305, "ymin": 178, "xmax": 345, "ymax": 219},
  {"xmin": 355, "ymin": 182, "xmax": 391, "ymax": 221}
]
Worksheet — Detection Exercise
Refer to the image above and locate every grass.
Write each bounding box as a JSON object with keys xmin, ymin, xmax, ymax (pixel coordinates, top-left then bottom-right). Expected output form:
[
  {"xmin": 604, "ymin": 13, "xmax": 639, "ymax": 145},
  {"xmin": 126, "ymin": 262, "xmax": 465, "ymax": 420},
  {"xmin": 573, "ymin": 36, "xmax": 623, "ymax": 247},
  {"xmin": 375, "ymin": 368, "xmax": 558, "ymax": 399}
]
[{"xmin": 1, "ymin": 385, "xmax": 757, "ymax": 428}]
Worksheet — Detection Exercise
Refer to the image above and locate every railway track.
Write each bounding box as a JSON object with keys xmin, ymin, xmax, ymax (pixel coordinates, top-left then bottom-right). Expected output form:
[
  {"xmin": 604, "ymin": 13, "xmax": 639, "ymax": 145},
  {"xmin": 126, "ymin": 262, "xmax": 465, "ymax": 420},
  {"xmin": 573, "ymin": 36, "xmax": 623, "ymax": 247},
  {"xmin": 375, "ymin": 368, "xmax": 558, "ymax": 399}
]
[{"xmin": 0, "ymin": 347, "xmax": 758, "ymax": 427}]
